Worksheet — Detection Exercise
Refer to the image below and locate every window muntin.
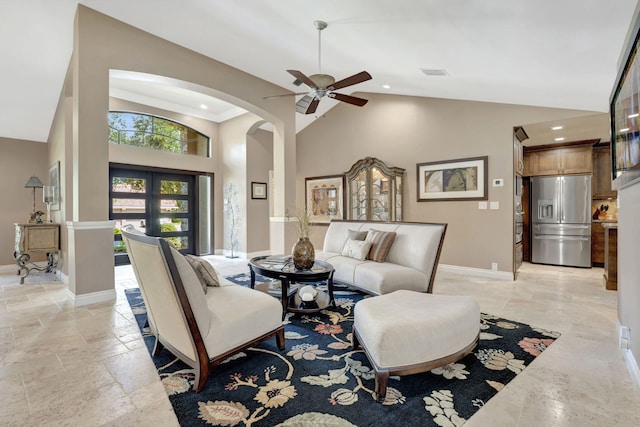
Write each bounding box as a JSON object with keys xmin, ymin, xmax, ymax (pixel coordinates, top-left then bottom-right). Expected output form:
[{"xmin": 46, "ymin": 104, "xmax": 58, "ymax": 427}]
[{"xmin": 108, "ymin": 111, "xmax": 210, "ymax": 157}]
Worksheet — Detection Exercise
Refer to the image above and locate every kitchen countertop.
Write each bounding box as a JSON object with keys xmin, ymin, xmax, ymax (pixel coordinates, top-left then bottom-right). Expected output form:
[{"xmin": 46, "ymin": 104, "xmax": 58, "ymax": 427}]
[
  {"xmin": 593, "ymin": 219, "xmax": 618, "ymax": 223},
  {"xmin": 601, "ymin": 223, "xmax": 618, "ymax": 229}
]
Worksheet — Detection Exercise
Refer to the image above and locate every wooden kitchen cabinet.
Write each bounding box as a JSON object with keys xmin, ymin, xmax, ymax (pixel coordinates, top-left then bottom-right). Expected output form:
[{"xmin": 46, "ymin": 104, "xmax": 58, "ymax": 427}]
[
  {"xmin": 591, "ymin": 223, "xmax": 605, "ymax": 267},
  {"xmin": 514, "ymin": 127, "xmax": 527, "ymax": 176},
  {"xmin": 524, "ymin": 145, "xmax": 593, "ymax": 176},
  {"xmin": 592, "ymin": 145, "xmax": 617, "ymax": 198},
  {"xmin": 603, "ymin": 224, "xmax": 618, "ymax": 290},
  {"xmin": 514, "ymin": 138, "xmax": 524, "ymax": 175}
]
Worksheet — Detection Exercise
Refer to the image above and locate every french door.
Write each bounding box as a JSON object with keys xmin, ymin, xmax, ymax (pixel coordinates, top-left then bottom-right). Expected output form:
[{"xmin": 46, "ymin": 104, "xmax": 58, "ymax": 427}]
[{"xmin": 110, "ymin": 166, "xmax": 198, "ymax": 264}]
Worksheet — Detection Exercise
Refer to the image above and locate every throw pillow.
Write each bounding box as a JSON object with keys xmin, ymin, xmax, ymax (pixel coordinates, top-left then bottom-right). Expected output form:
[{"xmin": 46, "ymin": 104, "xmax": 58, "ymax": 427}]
[
  {"xmin": 365, "ymin": 229, "xmax": 397, "ymax": 262},
  {"xmin": 341, "ymin": 239, "xmax": 372, "ymax": 261},
  {"xmin": 347, "ymin": 229, "xmax": 368, "ymax": 241},
  {"xmin": 185, "ymin": 255, "xmax": 220, "ymax": 294}
]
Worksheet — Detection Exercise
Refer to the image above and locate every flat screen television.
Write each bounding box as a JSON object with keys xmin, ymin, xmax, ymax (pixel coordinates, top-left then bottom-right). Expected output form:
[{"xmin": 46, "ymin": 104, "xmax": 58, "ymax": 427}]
[{"xmin": 611, "ymin": 9, "xmax": 640, "ymax": 189}]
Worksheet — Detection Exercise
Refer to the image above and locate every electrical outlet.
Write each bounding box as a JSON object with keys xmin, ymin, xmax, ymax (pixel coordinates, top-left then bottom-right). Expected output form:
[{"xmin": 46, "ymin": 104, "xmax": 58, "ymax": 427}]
[
  {"xmin": 478, "ymin": 201, "xmax": 488, "ymax": 210},
  {"xmin": 620, "ymin": 326, "xmax": 631, "ymax": 349},
  {"xmin": 490, "ymin": 201, "xmax": 500, "ymax": 210},
  {"xmin": 491, "ymin": 262, "xmax": 498, "ymax": 271}
]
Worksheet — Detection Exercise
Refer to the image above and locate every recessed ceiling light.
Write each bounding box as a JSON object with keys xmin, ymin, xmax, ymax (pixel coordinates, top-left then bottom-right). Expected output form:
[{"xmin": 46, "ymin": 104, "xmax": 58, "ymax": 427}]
[
  {"xmin": 629, "ymin": 113, "xmax": 639, "ymax": 119},
  {"xmin": 554, "ymin": 137, "xmax": 565, "ymax": 142},
  {"xmin": 620, "ymin": 127, "xmax": 630, "ymax": 132},
  {"xmin": 200, "ymin": 104, "xmax": 208, "ymax": 109},
  {"xmin": 382, "ymin": 84, "xmax": 391, "ymax": 89},
  {"xmin": 551, "ymin": 125, "xmax": 564, "ymax": 131}
]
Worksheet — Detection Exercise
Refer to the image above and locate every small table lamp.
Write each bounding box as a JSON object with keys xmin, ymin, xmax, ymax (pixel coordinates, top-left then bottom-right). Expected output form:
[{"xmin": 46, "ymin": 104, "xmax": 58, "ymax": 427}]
[{"xmin": 24, "ymin": 175, "xmax": 44, "ymax": 214}]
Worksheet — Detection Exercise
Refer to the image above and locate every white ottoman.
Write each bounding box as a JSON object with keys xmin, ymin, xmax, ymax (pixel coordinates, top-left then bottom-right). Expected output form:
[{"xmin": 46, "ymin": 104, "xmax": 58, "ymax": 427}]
[{"xmin": 353, "ymin": 290, "xmax": 480, "ymax": 401}]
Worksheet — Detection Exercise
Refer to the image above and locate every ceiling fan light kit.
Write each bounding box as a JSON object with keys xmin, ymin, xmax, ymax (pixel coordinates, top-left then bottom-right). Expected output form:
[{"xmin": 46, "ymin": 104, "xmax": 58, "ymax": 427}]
[{"xmin": 265, "ymin": 20, "xmax": 372, "ymax": 114}]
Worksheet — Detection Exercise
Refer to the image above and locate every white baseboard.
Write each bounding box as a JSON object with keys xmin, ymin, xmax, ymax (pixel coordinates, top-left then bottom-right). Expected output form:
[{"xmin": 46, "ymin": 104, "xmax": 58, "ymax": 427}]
[
  {"xmin": 617, "ymin": 320, "xmax": 640, "ymax": 390},
  {"xmin": 438, "ymin": 264, "xmax": 514, "ymax": 281},
  {"xmin": 66, "ymin": 288, "xmax": 116, "ymax": 307}
]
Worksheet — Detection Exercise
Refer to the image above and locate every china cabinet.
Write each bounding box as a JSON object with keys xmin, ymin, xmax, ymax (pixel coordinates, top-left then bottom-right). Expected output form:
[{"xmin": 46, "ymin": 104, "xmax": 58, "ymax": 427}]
[{"xmin": 345, "ymin": 157, "xmax": 405, "ymax": 221}]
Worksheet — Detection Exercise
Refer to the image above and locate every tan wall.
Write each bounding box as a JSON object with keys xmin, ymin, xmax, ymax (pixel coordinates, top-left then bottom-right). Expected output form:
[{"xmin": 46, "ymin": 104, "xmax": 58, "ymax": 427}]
[
  {"xmin": 0, "ymin": 138, "xmax": 49, "ymax": 265},
  {"xmin": 617, "ymin": 182, "xmax": 640, "ymax": 365},
  {"xmin": 42, "ymin": 5, "xmax": 297, "ymax": 295},
  {"xmin": 247, "ymin": 128, "xmax": 274, "ymax": 254},
  {"xmin": 297, "ymin": 93, "xmax": 598, "ymax": 273}
]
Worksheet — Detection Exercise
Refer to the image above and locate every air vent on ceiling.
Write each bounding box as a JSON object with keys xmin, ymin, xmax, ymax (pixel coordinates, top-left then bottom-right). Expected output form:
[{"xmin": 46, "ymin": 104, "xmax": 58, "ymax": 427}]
[{"xmin": 420, "ymin": 68, "xmax": 449, "ymax": 77}]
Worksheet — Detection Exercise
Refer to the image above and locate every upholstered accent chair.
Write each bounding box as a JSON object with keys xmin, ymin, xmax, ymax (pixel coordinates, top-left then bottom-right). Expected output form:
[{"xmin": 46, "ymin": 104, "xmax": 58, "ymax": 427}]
[{"xmin": 122, "ymin": 230, "xmax": 285, "ymax": 392}]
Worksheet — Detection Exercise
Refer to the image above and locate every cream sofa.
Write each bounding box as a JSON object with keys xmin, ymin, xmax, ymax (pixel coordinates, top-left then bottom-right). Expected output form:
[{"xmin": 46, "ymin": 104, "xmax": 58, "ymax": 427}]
[{"xmin": 315, "ymin": 220, "xmax": 447, "ymax": 295}]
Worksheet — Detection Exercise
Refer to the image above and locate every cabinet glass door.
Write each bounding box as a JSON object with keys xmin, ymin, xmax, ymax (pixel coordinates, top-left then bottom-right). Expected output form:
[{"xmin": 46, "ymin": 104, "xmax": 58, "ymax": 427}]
[
  {"xmin": 351, "ymin": 170, "xmax": 367, "ymax": 220},
  {"xmin": 345, "ymin": 157, "xmax": 405, "ymax": 222}
]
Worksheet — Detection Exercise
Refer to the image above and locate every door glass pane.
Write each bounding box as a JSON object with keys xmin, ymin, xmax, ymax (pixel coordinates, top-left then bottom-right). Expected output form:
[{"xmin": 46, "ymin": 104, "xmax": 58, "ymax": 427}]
[
  {"xmin": 113, "ymin": 219, "xmax": 146, "ymax": 254},
  {"xmin": 164, "ymin": 236, "xmax": 188, "ymax": 250},
  {"xmin": 160, "ymin": 218, "xmax": 189, "ymax": 232},
  {"xmin": 199, "ymin": 175, "xmax": 212, "ymax": 254},
  {"xmin": 111, "ymin": 177, "xmax": 146, "ymax": 193},
  {"xmin": 112, "ymin": 199, "xmax": 146, "ymax": 213},
  {"xmin": 161, "ymin": 200, "xmax": 188, "ymax": 213},
  {"xmin": 371, "ymin": 167, "xmax": 389, "ymax": 221},
  {"xmin": 161, "ymin": 180, "xmax": 188, "ymax": 195}
]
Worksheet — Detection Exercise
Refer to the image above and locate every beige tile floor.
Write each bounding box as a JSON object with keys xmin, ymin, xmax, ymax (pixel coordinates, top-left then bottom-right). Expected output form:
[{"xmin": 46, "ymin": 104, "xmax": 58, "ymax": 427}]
[{"xmin": 1, "ymin": 259, "xmax": 639, "ymax": 426}]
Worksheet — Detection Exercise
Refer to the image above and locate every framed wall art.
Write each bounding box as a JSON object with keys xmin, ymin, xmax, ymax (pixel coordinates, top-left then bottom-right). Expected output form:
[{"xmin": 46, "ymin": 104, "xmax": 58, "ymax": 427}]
[
  {"xmin": 610, "ymin": 8, "xmax": 640, "ymax": 188},
  {"xmin": 417, "ymin": 156, "xmax": 488, "ymax": 201},
  {"xmin": 251, "ymin": 182, "xmax": 267, "ymax": 199},
  {"xmin": 305, "ymin": 174, "xmax": 345, "ymax": 224},
  {"xmin": 49, "ymin": 161, "xmax": 61, "ymax": 210}
]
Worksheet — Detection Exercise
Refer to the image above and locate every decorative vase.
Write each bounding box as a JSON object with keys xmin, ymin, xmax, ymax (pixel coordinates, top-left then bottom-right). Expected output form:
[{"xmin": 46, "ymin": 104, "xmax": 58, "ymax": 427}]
[{"xmin": 292, "ymin": 237, "xmax": 315, "ymax": 270}]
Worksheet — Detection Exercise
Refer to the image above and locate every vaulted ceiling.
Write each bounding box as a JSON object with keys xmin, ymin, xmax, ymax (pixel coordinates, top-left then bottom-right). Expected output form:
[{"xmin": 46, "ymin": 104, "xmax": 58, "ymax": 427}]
[{"xmin": 1, "ymin": 0, "xmax": 637, "ymax": 143}]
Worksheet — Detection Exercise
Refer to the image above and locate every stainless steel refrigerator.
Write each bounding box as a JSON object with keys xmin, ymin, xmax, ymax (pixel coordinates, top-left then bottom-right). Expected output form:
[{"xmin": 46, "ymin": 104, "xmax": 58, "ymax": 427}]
[{"xmin": 531, "ymin": 175, "xmax": 591, "ymax": 268}]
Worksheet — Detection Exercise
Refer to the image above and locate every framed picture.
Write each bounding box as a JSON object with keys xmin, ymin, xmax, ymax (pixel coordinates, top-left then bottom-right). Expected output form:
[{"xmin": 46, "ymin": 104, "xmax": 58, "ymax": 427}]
[
  {"xmin": 417, "ymin": 156, "xmax": 488, "ymax": 201},
  {"xmin": 251, "ymin": 182, "xmax": 267, "ymax": 199},
  {"xmin": 305, "ymin": 175, "xmax": 345, "ymax": 224},
  {"xmin": 48, "ymin": 161, "xmax": 60, "ymax": 210},
  {"xmin": 610, "ymin": 8, "xmax": 640, "ymax": 188}
]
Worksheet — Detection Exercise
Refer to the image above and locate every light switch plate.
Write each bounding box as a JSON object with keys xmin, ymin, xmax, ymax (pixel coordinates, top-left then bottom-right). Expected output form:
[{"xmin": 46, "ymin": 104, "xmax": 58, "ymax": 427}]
[
  {"xmin": 490, "ymin": 201, "xmax": 499, "ymax": 210},
  {"xmin": 478, "ymin": 201, "xmax": 488, "ymax": 210},
  {"xmin": 493, "ymin": 178, "xmax": 504, "ymax": 187}
]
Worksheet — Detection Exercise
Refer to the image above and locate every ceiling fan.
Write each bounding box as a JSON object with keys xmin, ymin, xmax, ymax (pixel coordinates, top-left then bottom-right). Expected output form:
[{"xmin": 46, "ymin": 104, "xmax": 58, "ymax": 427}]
[{"xmin": 265, "ymin": 20, "xmax": 372, "ymax": 114}]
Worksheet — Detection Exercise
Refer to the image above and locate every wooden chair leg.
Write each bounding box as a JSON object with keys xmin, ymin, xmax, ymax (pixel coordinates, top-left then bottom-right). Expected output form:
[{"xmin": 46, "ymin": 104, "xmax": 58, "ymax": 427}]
[
  {"xmin": 152, "ymin": 336, "xmax": 164, "ymax": 356},
  {"xmin": 375, "ymin": 369, "xmax": 389, "ymax": 402},
  {"xmin": 276, "ymin": 328, "xmax": 285, "ymax": 350},
  {"xmin": 194, "ymin": 361, "xmax": 210, "ymax": 393}
]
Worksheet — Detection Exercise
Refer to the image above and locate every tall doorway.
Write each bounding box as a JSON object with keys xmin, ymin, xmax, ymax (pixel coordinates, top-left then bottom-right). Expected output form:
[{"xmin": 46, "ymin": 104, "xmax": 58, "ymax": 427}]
[{"xmin": 110, "ymin": 165, "xmax": 211, "ymax": 265}]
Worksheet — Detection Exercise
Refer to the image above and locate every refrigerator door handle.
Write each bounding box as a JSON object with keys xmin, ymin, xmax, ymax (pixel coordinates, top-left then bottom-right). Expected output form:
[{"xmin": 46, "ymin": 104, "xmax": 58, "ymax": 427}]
[{"xmin": 533, "ymin": 235, "xmax": 590, "ymax": 242}]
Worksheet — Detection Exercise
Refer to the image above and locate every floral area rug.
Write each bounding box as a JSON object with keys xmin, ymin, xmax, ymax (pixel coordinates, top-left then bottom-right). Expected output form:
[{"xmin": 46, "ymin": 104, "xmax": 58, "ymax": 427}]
[{"xmin": 125, "ymin": 281, "xmax": 559, "ymax": 427}]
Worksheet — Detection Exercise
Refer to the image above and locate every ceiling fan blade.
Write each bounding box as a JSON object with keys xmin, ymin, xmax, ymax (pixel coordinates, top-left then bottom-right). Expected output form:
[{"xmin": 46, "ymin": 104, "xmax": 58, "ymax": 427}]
[
  {"xmin": 287, "ymin": 70, "xmax": 319, "ymax": 89},
  {"xmin": 296, "ymin": 95, "xmax": 320, "ymax": 114},
  {"xmin": 330, "ymin": 92, "xmax": 368, "ymax": 107},
  {"xmin": 263, "ymin": 92, "xmax": 309, "ymax": 99},
  {"xmin": 329, "ymin": 71, "xmax": 372, "ymax": 91}
]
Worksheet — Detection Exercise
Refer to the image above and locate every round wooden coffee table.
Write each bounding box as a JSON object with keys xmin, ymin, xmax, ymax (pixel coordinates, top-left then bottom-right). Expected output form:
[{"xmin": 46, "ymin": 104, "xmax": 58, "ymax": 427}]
[{"xmin": 249, "ymin": 256, "xmax": 335, "ymax": 320}]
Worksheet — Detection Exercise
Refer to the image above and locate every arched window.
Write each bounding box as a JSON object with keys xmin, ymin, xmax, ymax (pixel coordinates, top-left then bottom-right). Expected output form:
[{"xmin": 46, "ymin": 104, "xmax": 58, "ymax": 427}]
[{"xmin": 108, "ymin": 111, "xmax": 210, "ymax": 157}]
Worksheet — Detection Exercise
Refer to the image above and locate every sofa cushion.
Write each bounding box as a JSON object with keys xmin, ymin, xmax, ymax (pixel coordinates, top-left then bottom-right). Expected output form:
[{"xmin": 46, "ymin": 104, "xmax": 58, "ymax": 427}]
[
  {"xmin": 185, "ymin": 255, "xmax": 220, "ymax": 293},
  {"xmin": 204, "ymin": 284, "xmax": 282, "ymax": 357},
  {"xmin": 341, "ymin": 239, "xmax": 372, "ymax": 261},
  {"xmin": 365, "ymin": 229, "xmax": 396, "ymax": 262},
  {"xmin": 347, "ymin": 229, "xmax": 368, "ymax": 241},
  {"xmin": 354, "ymin": 262, "xmax": 428, "ymax": 294}
]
